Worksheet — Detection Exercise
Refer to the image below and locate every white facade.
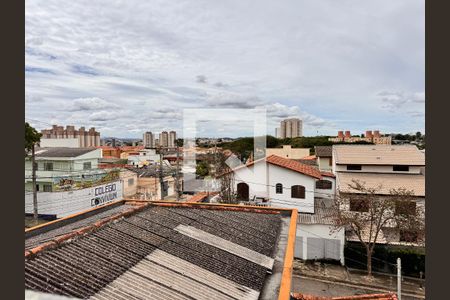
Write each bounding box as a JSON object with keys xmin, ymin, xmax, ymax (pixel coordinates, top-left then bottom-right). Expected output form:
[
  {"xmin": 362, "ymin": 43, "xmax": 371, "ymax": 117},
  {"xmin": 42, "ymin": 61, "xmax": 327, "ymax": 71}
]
[
  {"xmin": 232, "ymin": 162, "xmax": 316, "ymax": 213},
  {"xmin": 314, "ymin": 175, "xmax": 336, "ymax": 200},
  {"xmin": 25, "ymin": 180, "xmax": 123, "ymax": 218}
]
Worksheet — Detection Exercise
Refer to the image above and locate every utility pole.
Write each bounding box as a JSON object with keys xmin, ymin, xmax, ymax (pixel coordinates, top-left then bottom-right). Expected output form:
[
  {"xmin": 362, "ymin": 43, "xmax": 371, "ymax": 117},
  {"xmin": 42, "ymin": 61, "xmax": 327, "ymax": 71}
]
[
  {"xmin": 159, "ymin": 146, "xmax": 164, "ymax": 200},
  {"xmin": 32, "ymin": 143, "xmax": 38, "ymax": 221},
  {"xmin": 175, "ymin": 146, "xmax": 180, "ymax": 201},
  {"xmin": 397, "ymin": 257, "xmax": 402, "ymax": 300}
]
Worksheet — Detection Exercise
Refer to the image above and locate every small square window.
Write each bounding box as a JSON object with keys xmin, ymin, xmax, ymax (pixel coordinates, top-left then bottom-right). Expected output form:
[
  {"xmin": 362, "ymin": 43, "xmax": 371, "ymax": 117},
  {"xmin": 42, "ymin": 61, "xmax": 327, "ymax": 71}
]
[
  {"xmin": 395, "ymin": 201, "xmax": 416, "ymax": 216},
  {"xmin": 350, "ymin": 198, "xmax": 369, "ymax": 212},
  {"xmin": 347, "ymin": 165, "xmax": 362, "ymax": 171},
  {"xmin": 393, "ymin": 165, "xmax": 409, "ymax": 172},
  {"xmin": 44, "ymin": 162, "xmax": 53, "ymax": 171},
  {"xmin": 83, "ymin": 162, "xmax": 92, "ymax": 170},
  {"xmin": 43, "ymin": 184, "xmax": 52, "ymax": 192},
  {"xmin": 128, "ymin": 178, "xmax": 134, "ymax": 186},
  {"xmin": 400, "ymin": 230, "xmax": 418, "ymax": 243}
]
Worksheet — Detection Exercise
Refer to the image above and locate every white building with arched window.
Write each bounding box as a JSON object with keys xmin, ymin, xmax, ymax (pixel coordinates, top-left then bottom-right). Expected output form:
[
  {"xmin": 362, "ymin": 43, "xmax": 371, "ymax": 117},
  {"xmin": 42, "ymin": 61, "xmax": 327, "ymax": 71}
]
[
  {"xmin": 226, "ymin": 154, "xmax": 344, "ymax": 264},
  {"xmin": 230, "ymin": 155, "xmax": 336, "ymax": 213}
]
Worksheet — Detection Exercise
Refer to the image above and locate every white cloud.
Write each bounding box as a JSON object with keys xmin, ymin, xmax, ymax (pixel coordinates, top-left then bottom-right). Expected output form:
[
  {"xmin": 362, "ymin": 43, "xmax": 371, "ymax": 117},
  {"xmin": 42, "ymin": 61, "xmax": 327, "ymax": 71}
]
[
  {"xmin": 69, "ymin": 97, "xmax": 120, "ymax": 112},
  {"xmin": 25, "ymin": 0, "xmax": 424, "ymax": 137}
]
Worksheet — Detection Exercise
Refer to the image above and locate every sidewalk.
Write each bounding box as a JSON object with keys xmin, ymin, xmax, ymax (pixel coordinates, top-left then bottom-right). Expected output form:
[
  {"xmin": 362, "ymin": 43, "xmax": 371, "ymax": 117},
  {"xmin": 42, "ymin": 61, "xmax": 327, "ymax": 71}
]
[{"xmin": 293, "ymin": 260, "xmax": 425, "ymax": 298}]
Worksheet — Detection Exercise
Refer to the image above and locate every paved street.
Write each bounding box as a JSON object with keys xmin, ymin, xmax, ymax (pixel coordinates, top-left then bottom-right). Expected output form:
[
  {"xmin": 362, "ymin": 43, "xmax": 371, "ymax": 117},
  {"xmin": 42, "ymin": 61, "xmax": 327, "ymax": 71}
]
[{"xmin": 292, "ymin": 275, "xmax": 424, "ymax": 300}]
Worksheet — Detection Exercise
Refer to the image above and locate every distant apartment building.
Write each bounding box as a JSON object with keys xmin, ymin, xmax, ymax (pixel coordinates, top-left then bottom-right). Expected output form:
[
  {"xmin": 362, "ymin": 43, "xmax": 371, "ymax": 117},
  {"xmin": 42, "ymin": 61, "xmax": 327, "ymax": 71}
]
[
  {"xmin": 266, "ymin": 145, "xmax": 310, "ymax": 159},
  {"xmin": 40, "ymin": 125, "xmax": 100, "ymax": 147},
  {"xmin": 143, "ymin": 131, "xmax": 155, "ymax": 148},
  {"xmin": 159, "ymin": 131, "xmax": 169, "ymax": 147},
  {"xmin": 329, "ymin": 130, "xmax": 392, "ymax": 145},
  {"xmin": 169, "ymin": 131, "xmax": 177, "ymax": 148},
  {"xmin": 277, "ymin": 118, "xmax": 302, "ymax": 138}
]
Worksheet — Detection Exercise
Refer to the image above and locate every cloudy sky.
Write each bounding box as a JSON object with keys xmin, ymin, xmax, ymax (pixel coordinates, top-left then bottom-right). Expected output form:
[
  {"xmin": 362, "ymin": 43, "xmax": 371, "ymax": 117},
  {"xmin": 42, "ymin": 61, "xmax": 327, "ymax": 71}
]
[{"xmin": 25, "ymin": 0, "xmax": 424, "ymax": 138}]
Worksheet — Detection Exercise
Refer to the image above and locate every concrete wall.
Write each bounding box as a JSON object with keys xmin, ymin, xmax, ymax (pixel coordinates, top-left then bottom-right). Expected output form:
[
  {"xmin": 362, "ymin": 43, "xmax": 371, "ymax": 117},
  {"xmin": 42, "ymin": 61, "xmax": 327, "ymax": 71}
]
[
  {"xmin": 136, "ymin": 176, "xmax": 175, "ymax": 200},
  {"xmin": 295, "ymin": 223, "xmax": 345, "ymax": 265},
  {"xmin": 120, "ymin": 170, "xmax": 138, "ymax": 197},
  {"xmin": 25, "ymin": 180, "xmax": 123, "ymax": 218}
]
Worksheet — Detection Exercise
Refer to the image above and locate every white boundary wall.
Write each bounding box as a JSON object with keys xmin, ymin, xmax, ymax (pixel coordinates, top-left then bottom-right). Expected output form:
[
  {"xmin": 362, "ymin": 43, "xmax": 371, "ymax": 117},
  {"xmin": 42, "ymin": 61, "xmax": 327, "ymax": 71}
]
[{"xmin": 25, "ymin": 180, "xmax": 123, "ymax": 218}]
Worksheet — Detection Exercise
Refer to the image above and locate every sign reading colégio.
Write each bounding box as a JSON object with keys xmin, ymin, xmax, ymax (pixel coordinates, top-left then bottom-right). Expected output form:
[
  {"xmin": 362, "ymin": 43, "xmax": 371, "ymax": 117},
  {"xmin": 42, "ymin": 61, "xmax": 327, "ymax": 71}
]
[{"xmin": 91, "ymin": 183, "xmax": 119, "ymax": 207}]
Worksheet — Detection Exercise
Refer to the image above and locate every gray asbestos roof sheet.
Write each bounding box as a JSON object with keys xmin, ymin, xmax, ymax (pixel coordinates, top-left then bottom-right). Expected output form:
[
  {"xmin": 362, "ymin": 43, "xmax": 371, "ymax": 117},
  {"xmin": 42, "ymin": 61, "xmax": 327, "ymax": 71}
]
[{"xmin": 25, "ymin": 206, "xmax": 284, "ymax": 299}]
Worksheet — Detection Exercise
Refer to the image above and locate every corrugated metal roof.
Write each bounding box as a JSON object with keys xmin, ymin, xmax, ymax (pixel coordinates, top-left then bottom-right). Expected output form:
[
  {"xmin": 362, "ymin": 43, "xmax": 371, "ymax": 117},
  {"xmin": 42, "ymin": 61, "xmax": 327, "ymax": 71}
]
[
  {"xmin": 92, "ymin": 250, "xmax": 259, "ymax": 300},
  {"xmin": 25, "ymin": 205, "xmax": 284, "ymax": 299},
  {"xmin": 34, "ymin": 147, "xmax": 98, "ymax": 158},
  {"xmin": 175, "ymin": 224, "xmax": 275, "ymax": 270},
  {"xmin": 25, "ymin": 204, "xmax": 136, "ymax": 250}
]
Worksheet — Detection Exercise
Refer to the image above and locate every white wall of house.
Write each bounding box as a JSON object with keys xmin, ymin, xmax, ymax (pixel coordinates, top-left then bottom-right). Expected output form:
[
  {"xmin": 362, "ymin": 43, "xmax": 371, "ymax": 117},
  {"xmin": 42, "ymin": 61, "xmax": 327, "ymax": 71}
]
[
  {"xmin": 335, "ymin": 164, "xmax": 422, "ymax": 174},
  {"xmin": 233, "ymin": 162, "xmax": 269, "ymax": 198},
  {"xmin": 25, "ymin": 180, "xmax": 123, "ymax": 218},
  {"xmin": 314, "ymin": 176, "xmax": 336, "ymax": 200},
  {"xmin": 268, "ymin": 164, "xmax": 315, "ymax": 213},
  {"xmin": 295, "ymin": 224, "xmax": 345, "ymax": 265},
  {"xmin": 232, "ymin": 162, "xmax": 316, "ymax": 213}
]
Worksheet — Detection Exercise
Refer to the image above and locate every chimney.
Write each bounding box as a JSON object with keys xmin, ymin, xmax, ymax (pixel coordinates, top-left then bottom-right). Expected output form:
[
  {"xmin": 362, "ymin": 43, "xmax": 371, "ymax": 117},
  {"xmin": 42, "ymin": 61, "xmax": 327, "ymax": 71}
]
[
  {"xmin": 373, "ymin": 130, "xmax": 380, "ymax": 138},
  {"xmin": 345, "ymin": 131, "xmax": 351, "ymax": 138},
  {"xmin": 337, "ymin": 131, "xmax": 344, "ymax": 138},
  {"xmin": 365, "ymin": 130, "xmax": 373, "ymax": 138}
]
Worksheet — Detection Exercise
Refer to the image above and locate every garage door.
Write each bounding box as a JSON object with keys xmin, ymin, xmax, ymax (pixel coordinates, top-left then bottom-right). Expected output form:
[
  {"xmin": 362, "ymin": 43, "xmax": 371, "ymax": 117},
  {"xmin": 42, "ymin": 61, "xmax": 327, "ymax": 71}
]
[
  {"xmin": 294, "ymin": 237, "xmax": 303, "ymax": 258},
  {"xmin": 324, "ymin": 239, "xmax": 340, "ymax": 260},
  {"xmin": 307, "ymin": 237, "xmax": 323, "ymax": 259}
]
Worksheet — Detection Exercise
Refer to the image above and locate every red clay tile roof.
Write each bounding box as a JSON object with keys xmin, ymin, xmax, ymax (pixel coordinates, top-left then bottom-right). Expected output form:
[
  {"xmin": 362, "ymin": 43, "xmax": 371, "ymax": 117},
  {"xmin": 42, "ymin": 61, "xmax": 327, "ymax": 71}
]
[
  {"xmin": 320, "ymin": 171, "xmax": 336, "ymax": 178},
  {"xmin": 222, "ymin": 155, "xmax": 322, "ymax": 179},
  {"xmin": 266, "ymin": 155, "xmax": 322, "ymax": 179},
  {"xmin": 292, "ymin": 293, "xmax": 398, "ymax": 300},
  {"xmin": 301, "ymin": 155, "xmax": 317, "ymax": 160},
  {"xmin": 187, "ymin": 192, "xmax": 219, "ymax": 203}
]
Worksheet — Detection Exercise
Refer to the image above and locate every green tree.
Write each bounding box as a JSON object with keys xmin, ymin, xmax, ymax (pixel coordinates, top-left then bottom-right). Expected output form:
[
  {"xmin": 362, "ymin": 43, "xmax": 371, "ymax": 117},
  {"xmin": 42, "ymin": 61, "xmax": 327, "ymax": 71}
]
[
  {"xmin": 196, "ymin": 161, "xmax": 209, "ymax": 178},
  {"xmin": 25, "ymin": 122, "xmax": 42, "ymax": 222},
  {"xmin": 25, "ymin": 122, "xmax": 42, "ymax": 155}
]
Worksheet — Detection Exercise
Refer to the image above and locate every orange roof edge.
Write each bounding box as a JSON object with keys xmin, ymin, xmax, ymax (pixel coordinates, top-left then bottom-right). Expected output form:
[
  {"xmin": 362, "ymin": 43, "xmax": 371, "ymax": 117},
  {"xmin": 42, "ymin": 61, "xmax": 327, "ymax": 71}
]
[
  {"xmin": 291, "ymin": 293, "xmax": 398, "ymax": 300},
  {"xmin": 278, "ymin": 208, "xmax": 298, "ymax": 300}
]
